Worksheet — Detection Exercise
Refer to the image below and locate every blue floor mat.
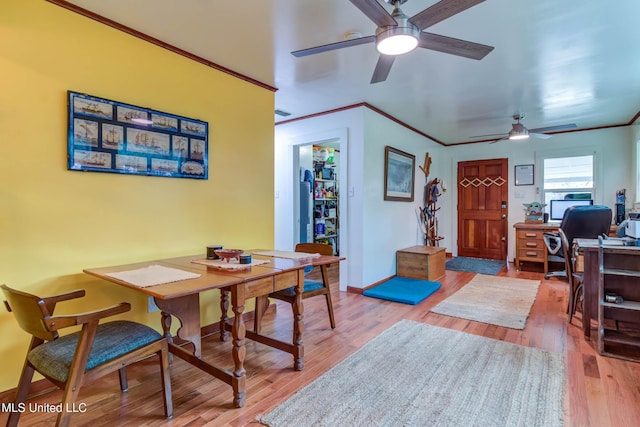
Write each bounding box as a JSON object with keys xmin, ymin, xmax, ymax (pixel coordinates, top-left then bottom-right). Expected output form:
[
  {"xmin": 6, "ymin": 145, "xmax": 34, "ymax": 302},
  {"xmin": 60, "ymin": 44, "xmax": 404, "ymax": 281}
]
[{"xmin": 363, "ymin": 276, "xmax": 441, "ymax": 305}]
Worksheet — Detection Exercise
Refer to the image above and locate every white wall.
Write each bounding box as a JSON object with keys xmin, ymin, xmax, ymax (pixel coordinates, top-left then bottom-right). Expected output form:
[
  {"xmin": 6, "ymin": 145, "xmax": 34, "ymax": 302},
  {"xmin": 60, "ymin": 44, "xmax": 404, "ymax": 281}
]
[
  {"xmin": 445, "ymin": 126, "xmax": 635, "ymax": 262},
  {"xmin": 275, "ymin": 109, "xmax": 363, "ymax": 290},
  {"xmin": 275, "ymin": 106, "xmax": 444, "ymax": 289},
  {"xmin": 360, "ymin": 109, "xmax": 445, "ymax": 286},
  {"xmin": 276, "ymin": 110, "xmax": 635, "ymax": 288},
  {"xmin": 632, "ymin": 124, "xmax": 640, "ymax": 205}
]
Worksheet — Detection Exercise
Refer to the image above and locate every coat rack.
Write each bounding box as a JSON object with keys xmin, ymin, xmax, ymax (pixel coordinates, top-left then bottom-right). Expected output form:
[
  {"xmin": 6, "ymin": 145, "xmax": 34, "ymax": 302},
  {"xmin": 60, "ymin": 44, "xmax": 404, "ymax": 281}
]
[{"xmin": 417, "ymin": 153, "xmax": 446, "ymax": 246}]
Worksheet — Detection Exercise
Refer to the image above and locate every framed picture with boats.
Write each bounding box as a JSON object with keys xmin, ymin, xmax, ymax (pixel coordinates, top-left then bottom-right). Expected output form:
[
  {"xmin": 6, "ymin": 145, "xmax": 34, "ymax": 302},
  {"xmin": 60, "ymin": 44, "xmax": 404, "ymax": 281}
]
[{"xmin": 67, "ymin": 91, "xmax": 208, "ymax": 179}]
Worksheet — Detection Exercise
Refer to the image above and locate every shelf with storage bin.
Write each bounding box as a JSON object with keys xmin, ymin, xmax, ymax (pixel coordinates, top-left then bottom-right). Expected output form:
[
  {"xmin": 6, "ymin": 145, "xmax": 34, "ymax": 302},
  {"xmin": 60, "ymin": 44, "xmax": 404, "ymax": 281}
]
[
  {"xmin": 313, "ymin": 149, "xmax": 339, "ymax": 254},
  {"xmin": 596, "ymin": 238, "xmax": 640, "ymax": 362}
]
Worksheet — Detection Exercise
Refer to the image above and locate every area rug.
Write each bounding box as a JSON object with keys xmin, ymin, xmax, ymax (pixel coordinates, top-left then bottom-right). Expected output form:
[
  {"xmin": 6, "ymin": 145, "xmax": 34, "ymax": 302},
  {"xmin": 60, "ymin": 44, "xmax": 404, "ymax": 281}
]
[
  {"xmin": 430, "ymin": 274, "xmax": 540, "ymax": 329},
  {"xmin": 260, "ymin": 320, "xmax": 564, "ymax": 427},
  {"xmin": 362, "ymin": 276, "xmax": 441, "ymax": 305},
  {"xmin": 445, "ymin": 256, "xmax": 506, "ymax": 275}
]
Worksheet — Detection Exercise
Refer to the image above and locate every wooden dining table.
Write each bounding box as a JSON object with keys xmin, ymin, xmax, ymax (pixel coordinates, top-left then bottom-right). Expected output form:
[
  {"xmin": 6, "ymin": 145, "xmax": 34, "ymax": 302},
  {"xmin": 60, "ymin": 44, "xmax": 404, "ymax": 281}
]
[{"xmin": 83, "ymin": 250, "xmax": 344, "ymax": 408}]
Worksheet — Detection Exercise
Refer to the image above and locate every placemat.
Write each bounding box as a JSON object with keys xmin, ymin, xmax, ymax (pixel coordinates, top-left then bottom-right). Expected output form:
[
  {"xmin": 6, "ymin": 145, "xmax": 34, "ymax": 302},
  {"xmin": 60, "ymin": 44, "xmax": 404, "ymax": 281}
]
[
  {"xmin": 191, "ymin": 258, "xmax": 271, "ymax": 270},
  {"xmin": 105, "ymin": 264, "xmax": 201, "ymax": 288},
  {"xmin": 252, "ymin": 250, "xmax": 321, "ymax": 259}
]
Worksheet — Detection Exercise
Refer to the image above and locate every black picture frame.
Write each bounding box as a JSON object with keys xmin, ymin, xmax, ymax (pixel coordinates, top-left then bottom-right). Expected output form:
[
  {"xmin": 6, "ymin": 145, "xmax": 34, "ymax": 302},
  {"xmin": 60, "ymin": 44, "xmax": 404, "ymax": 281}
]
[
  {"xmin": 67, "ymin": 91, "xmax": 208, "ymax": 179},
  {"xmin": 515, "ymin": 164, "xmax": 534, "ymax": 186},
  {"xmin": 384, "ymin": 146, "xmax": 415, "ymax": 202}
]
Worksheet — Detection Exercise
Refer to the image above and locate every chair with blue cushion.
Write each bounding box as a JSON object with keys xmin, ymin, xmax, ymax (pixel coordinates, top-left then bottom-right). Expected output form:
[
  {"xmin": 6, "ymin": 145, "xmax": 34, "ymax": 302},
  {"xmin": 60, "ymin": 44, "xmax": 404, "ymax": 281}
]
[
  {"xmin": 259, "ymin": 243, "xmax": 336, "ymax": 335},
  {"xmin": 1, "ymin": 284, "xmax": 173, "ymax": 427}
]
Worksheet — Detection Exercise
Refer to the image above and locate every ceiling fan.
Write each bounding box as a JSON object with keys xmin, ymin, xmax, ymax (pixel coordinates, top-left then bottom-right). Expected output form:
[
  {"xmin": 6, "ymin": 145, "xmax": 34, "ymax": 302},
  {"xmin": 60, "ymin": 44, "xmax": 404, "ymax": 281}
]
[
  {"xmin": 471, "ymin": 114, "xmax": 578, "ymax": 143},
  {"xmin": 291, "ymin": 0, "xmax": 494, "ymax": 84}
]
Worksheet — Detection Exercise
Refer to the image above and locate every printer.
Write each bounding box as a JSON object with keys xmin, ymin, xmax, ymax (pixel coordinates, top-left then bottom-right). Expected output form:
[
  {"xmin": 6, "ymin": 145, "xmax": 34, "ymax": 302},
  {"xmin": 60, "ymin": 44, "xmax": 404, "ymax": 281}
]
[{"xmin": 625, "ymin": 212, "xmax": 640, "ymax": 238}]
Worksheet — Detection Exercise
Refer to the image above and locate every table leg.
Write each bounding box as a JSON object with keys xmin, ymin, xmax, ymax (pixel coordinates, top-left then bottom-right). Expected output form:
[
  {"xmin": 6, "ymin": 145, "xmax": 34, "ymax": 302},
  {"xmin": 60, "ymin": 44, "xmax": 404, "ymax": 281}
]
[
  {"xmin": 253, "ymin": 295, "xmax": 269, "ymax": 333},
  {"xmin": 154, "ymin": 294, "xmax": 202, "ymax": 358},
  {"xmin": 292, "ymin": 269, "xmax": 305, "ymax": 371},
  {"xmin": 220, "ymin": 288, "xmax": 230, "ymax": 342},
  {"xmin": 231, "ymin": 284, "xmax": 247, "ymax": 408}
]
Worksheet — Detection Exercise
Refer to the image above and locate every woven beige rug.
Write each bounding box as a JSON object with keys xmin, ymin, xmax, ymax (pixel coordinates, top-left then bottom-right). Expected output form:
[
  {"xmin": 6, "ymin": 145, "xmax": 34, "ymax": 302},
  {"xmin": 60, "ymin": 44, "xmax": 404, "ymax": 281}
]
[
  {"xmin": 430, "ymin": 274, "xmax": 541, "ymax": 329},
  {"xmin": 260, "ymin": 320, "xmax": 564, "ymax": 426}
]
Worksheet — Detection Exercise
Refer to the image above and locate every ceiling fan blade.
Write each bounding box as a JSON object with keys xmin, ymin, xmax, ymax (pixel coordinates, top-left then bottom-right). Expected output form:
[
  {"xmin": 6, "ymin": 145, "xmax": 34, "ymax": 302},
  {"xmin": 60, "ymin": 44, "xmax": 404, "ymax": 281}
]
[
  {"xmin": 291, "ymin": 35, "xmax": 376, "ymax": 57},
  {"xmin": 349, "ymin": 0, "xmax": 397, "ymax": 27},
  {"xmin": 530, "ymin": 133, "xmax": 552, "ymax": 140},
  {"xmin": 370, "ymin": 54, "xmax": 396, "ymax": 84},
  {"xmin": 489, "ymin": 136, "xmax": 508, "ymax": 144},
  {"xmin": 419, "ymin": 32, "xmax": 494, "ymax": 60},
  {"xmin": 529, "ymin": 123, "xmax": 577, "ymax": 133},
  {"xmin": 409, "ymin": 0, "xmax": 486, "ymax": 30},
  {"xmin": 469, "ymin": 132, "xmax": 506, "ymax": 138}
]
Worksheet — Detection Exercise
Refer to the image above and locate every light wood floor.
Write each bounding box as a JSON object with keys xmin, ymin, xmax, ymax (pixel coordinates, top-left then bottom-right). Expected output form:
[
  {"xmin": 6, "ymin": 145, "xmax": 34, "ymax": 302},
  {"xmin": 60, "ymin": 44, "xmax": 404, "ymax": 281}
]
[{"xmin": 2, "ymin": 262, "xmax": 640, "ymax": 426}]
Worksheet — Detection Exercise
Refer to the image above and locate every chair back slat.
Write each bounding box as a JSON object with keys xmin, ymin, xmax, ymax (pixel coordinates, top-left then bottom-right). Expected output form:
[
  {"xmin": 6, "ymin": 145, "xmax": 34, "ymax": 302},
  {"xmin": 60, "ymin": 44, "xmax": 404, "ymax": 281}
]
[
  {"xmin": 1, "ymin": 285, "xmax": 58, "ymax": 341},
  {"xmin": 295, "ymin": 243, "xmax": 333, "ymax": 256}
]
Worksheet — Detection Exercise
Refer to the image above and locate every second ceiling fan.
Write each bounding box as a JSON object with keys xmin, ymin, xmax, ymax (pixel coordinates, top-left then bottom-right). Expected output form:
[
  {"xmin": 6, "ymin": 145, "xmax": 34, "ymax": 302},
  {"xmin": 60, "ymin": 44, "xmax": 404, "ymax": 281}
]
[
  {"xmin": 291, "ymin": 0, "xmax": 494, "ymax": 84},
  {"xmin": 470, "ymin": 114, "xmax": 578, "ymax": 143}
]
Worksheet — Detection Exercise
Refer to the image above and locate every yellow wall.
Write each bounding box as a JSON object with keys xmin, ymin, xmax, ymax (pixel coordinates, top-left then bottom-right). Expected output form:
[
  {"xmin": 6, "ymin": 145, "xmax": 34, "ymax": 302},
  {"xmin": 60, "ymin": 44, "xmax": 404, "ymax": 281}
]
[{"xmin": 0, "ymin": 1, "xmax": 274, "ymax": 391}]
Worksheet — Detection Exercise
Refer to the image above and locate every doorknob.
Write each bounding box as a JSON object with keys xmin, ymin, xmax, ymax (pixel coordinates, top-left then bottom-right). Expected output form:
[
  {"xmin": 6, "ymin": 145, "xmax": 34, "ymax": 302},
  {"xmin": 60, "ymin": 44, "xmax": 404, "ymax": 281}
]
[{"xmin": 501, "ymin": 214, "xmax": 507, "ymax": 219}]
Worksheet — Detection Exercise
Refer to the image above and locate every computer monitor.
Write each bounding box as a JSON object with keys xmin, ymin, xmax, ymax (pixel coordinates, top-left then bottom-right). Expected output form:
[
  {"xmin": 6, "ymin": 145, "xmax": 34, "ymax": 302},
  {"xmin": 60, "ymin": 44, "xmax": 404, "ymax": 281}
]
[{"xmin": 549, "ymin": 199, "xmax": 594, "ymax": 221}]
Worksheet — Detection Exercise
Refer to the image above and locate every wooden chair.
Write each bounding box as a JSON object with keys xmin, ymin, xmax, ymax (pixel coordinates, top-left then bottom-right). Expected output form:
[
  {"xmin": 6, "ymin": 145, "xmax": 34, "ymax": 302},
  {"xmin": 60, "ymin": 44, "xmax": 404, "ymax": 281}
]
[
  {"xmin": 1, "ymin": 284, "xmax": 173, "ymax": 427},
  {"xmin": 256, "ymin": 243, "xmax": 336, "ymax": 335},
  {"xmin": 558, "ymin": 229, "xmax": 584, "ymax": 324}
]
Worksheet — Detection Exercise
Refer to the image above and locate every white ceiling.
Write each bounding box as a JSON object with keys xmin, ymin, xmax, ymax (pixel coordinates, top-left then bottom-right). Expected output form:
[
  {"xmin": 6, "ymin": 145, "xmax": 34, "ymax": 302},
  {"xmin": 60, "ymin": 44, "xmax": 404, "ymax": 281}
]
[{"xmin": 61, "ymin": 0, "xmax": 640, "ymax": 145}]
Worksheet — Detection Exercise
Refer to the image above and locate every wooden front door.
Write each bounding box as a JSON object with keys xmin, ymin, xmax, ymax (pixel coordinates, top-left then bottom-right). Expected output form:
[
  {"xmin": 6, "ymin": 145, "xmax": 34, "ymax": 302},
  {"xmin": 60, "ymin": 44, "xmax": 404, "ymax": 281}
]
[{"xmin": 457, "ymin": 158, "xmax": 508, "ymax": 260}]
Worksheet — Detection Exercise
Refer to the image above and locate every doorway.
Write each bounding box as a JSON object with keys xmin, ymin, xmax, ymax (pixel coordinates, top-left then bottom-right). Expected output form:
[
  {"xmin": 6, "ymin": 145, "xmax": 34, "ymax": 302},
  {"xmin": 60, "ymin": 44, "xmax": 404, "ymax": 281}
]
[
  {"xmin": 296, "ymin": 142, "xmax": 341, "ymax": 255},
  {"xmin": 457, "ymin": 158, "xmax": 509, "ymax": 260},
  {"xmin": 283, "ymin": 131, "xmax": 348, "ymax": 292}
]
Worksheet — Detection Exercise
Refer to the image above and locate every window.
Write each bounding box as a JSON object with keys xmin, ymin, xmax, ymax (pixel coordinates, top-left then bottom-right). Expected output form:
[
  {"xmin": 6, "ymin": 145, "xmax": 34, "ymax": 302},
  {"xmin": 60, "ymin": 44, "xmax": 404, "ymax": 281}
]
[{"xmin": 542, "ymin": 154, "xmax": 594, "ymax": 210}]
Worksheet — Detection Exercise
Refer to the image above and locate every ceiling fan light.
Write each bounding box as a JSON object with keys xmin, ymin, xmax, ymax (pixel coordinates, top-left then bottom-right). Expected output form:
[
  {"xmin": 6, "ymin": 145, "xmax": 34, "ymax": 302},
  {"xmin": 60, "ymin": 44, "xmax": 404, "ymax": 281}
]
[
  {"xmin": 376, "ymin": 26, "xmax": 419, "ymax": 56},
  {"xmin": 508, "ymin": 129, "xmax": 529, "ymax": 140},
  {"xmin": 508, "ymin": 121, "xmax": 529, "ymax": 140}
]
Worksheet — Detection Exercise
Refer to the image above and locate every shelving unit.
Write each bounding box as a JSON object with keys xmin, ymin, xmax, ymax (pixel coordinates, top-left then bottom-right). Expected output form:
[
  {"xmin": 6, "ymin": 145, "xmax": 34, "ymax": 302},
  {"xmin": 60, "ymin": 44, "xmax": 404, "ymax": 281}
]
[
  {"xmin": 596, "ymin": 237, "xmax": 640, "ymax": 361},
  {"xmin": 313, "ymin": 147, "xmax": 338, "ymax": 255}
]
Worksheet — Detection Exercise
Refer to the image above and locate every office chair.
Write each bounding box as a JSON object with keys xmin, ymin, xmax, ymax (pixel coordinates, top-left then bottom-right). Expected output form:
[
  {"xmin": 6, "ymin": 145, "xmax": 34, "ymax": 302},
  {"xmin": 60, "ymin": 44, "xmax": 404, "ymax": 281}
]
[
  {"xmin": 543, "ymin": 205, "xmax": 612, "ymax": 280},
  {"xmin": 2, "ymin": 284, "xmax": 173, "ymax": 427},
  {"xmin": 255, "ymin": 243, "xmax": 336, "ymax": 338}
]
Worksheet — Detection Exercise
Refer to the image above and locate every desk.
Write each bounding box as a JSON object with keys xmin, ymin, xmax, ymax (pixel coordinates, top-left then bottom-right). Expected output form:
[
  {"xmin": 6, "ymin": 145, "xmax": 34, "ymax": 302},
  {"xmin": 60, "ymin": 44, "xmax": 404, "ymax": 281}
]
[
  {"xmin": 514, "ymin": 222, "xmax": 618, "ymax": 272},
  {"xmin": 513, "ymin": 222, "xmax": 559, "ymax": 273},
  {"xmin": 84, "ymin": 251, "xmax": 343, "ymax": 408},
  {"xmin": 575, "ymin": 239, "xmax": 640, "ymax": 340}
]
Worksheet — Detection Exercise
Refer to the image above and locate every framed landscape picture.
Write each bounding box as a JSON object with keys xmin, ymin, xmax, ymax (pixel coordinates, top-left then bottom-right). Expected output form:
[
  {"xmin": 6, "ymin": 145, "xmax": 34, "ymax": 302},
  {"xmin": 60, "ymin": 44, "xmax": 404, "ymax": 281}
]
[
  {"xmin": 67, "ymin": 91, "xmax": 208, "ymax": 179},
  {"xmin": 384, "ymin": 146, "xmax": 415, "ymax": 202}
]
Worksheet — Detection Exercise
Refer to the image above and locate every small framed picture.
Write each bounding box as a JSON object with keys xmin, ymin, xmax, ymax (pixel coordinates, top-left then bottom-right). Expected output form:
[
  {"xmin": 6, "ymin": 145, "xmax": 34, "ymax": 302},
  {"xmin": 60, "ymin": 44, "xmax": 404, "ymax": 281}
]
[{"xmin": 515, "ymin": 164, "xmax": 534, "ymax": 186}]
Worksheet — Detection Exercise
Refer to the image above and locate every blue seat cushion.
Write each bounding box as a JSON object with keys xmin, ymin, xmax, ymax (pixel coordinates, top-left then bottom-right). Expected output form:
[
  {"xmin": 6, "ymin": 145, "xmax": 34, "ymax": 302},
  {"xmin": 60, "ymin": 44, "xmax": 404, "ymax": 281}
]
[
  {"xmin": 276, "ymin": 279, "xmax": 324, "ymax": 297},
  {"xmin": 28, "ymin": 320, "xmax": 162, "ymax": 383}
]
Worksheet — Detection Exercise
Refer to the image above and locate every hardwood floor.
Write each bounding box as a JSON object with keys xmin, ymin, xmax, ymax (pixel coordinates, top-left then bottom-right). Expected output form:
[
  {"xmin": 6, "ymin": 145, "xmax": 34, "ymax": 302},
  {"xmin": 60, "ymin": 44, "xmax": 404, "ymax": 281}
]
[{"xmin": 2, "ymin": 262, "xmax": 640, "ymax": 426}]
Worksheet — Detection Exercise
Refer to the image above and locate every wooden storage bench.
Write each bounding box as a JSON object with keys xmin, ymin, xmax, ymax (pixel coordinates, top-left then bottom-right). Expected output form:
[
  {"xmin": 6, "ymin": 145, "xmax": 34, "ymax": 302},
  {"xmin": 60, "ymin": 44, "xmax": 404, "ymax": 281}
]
[{"xmin": 396, "ymin": 246, "xmax": 446, "ymax": 281}]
